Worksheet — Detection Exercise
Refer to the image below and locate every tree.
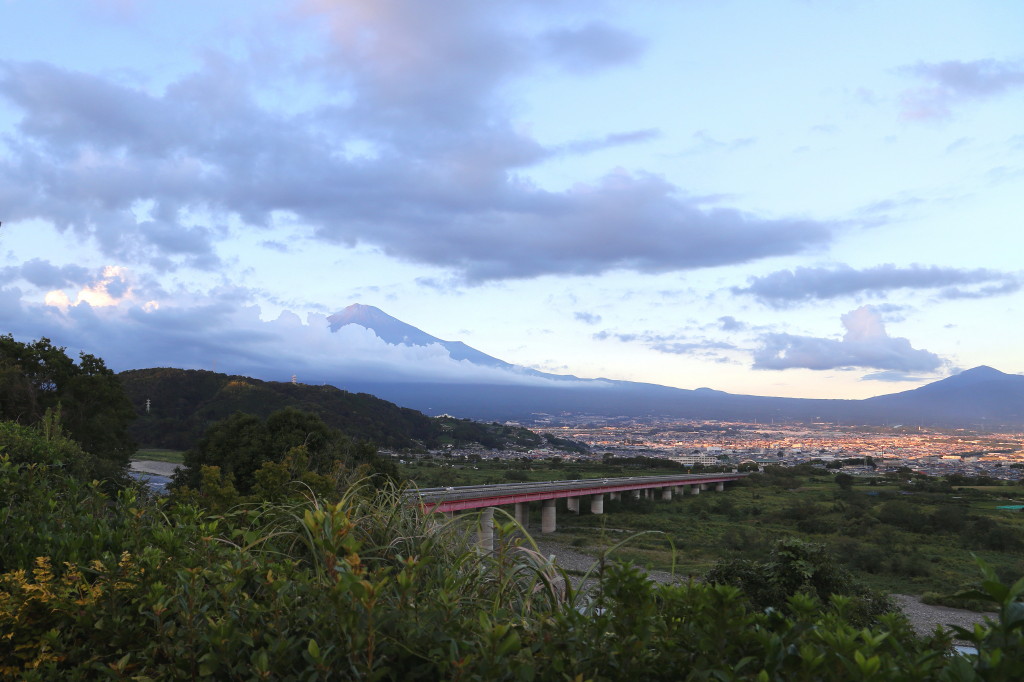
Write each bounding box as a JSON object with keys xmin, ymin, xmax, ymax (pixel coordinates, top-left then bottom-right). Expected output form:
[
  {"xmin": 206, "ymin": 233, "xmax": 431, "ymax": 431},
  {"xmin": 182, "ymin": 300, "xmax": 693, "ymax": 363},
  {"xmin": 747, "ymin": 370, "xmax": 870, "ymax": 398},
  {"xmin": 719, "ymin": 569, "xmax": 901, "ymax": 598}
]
[
  {"xmin": 0, "ymin": 335, "xmax": 135, "ymax": 471},
  {"xmin": 705, "ymin": 537, "xmax": 892, "ymax": 626},
  {"xmin": 175, "ymin": 407, "xmax": 397, "ymax": 496},
  {"xmin": 834, "ymin": 472, "xmax": 855, "ymax": 490}
]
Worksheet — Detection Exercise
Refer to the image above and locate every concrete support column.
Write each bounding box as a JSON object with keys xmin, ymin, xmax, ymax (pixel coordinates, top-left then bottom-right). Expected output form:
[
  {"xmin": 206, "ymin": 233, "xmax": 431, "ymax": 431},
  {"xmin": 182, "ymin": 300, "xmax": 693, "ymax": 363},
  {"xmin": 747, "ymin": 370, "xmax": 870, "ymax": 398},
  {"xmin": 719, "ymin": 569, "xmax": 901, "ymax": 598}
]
[
  {"xmin": 701, "ymin": 483, "xmax": 709, "ymax": 491},
  {"xmin": 716, "ymin": 482, "xmax": 725, "ymax": 492},
  {"xmin": 679, "ymin": 485, "xmax": 688, "ymax": 495},
  {"xmin": 632, "ymin": 490, "xmax": 641, "ymax": 500},
  {"xmin": 514, "ymin": 502, "xmax": 528, "ymax": 528},
  {"xmin": 661, "ymin": 487, "xmax": 673, "ymax": 501},
  {"xmin": 590, "ymin": 493, "xmax": 604, "ymax": 515},
  {"xmin": 610, "ymin": 491, "xmax": 620, "ymax": 501},
  {"xmin": 567, "ymin": 496, "xmax": 579, "ymax": 514},
  {"xmin": 691, "ymin": 484, "xmax": 701, "ymax": 495},
  {"xmin": 477, "ymin": 507, "xmax": 494, "ymax": 551},
  {"xmin": 541, "ymin": 499, "xmax": 556, "ymax": 533}
]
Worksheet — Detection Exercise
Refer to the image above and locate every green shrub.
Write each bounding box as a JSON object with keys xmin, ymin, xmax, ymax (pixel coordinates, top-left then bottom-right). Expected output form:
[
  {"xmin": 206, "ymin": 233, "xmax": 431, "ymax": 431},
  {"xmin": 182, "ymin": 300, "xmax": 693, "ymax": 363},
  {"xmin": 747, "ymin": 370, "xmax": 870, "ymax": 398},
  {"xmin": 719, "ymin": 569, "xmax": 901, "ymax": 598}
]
[{"xmin": 705, "ymin": 537, "xmax": 893, "ymax": 627}]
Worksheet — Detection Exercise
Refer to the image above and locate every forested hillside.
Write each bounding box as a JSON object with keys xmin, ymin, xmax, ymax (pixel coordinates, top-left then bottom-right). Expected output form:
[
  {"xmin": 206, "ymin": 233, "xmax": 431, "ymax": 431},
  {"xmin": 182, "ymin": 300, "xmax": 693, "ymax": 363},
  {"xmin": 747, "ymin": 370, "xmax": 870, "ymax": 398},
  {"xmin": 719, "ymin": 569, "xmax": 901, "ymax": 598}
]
[{"xmin": 119, "ymin": 368, "xmax": 576, "ymax": 453}]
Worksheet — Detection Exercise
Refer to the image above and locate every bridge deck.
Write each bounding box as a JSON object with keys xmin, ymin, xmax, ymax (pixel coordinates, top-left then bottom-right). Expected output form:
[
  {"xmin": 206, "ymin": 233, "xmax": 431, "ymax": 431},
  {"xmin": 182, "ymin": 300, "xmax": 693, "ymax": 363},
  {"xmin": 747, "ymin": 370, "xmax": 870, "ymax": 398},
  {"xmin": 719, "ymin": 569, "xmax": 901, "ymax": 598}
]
[{"xmin": 406, "ymin": 473, "xmax": 746, "ymax": 512}]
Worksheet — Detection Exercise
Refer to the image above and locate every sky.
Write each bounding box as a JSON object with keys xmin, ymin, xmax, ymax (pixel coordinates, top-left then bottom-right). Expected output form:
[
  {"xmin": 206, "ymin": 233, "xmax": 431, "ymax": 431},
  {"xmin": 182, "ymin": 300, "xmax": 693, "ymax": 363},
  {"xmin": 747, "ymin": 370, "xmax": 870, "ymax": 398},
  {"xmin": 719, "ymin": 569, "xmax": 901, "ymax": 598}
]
[{"xmin": 1, "ymin": 0, "xmax": 1022, "ymax": 401}]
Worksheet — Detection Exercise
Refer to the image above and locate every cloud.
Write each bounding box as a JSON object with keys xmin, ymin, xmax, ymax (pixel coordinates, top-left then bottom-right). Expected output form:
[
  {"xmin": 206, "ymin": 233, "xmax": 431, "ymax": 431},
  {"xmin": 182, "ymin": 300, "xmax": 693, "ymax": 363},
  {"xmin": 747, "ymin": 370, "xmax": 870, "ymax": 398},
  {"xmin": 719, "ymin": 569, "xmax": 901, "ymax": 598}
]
[
  {"xmin": 593, "ymin": 327, "xmax": 736, "ymax": 358},
  {"xmin": 939, "ymin": 280, "xmax": 1022, "ymax": 299},
  {"xmin": 1, "ymin": 259, "xmax": 93, "ymax": 289},
  {"xmin": 676, "ymin": 130, "xmax": 756, "ymax": 157},
  {"xmin": 540, "ymin": 21, "xmax": 646, "ymax": 74},
  {"xmin": 717, "ymin": 315, "xmax": 744, "ymax": 332},
  {"xmin": 649, "ymin": 340, "xmax": 736, "ymax": 356},
  {"xmin": 558, "ymin": 129, "xmax": 660, "ymax": 155},
  {"xmin": 1, "ymin": 280, "xmax": 604, "ymax": 388},
  {"xmin": 42, "ymin": 265, "xmax": 158, "ymax": 312},
  {"xmin": 574, "ymin": 311, "xmax": 602, "ymax": 325},
  {"xmin": 733, "ymin": 264, "xmax": 1020, "ymax": 306},
  {"xmin": 860, "ymin": 370, "xmax": 935, "ymax": 383},
  {"xmin": 753, "ymin": 306, "xmax": 942, "ymax": 372},
  {"xmin": 0, "ymin": 0, "xmax": 834, "ymax": 284},
  {"xmin": 899, "ymin": 59, "xmax": 1024, "ymax": 119}
]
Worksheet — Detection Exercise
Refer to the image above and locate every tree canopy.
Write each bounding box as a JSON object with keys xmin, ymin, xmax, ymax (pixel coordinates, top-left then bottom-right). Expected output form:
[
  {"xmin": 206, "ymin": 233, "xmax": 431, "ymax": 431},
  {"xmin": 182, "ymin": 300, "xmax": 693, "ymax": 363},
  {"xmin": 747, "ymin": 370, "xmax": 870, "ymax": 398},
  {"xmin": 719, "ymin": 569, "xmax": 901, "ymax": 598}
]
[
  {"xmin": 174, "ymin": 407, "xmax": 399, "ymax": 498},
  {"xmin": 0, "ymin": 335, "xmax": 135, "ymax": 474}
]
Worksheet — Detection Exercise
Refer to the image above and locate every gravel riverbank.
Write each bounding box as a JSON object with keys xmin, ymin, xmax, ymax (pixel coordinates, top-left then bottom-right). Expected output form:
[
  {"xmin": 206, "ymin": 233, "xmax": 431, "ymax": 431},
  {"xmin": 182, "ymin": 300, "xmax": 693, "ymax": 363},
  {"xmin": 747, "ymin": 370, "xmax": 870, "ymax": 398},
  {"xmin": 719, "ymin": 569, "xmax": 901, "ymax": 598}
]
[
  {"xmin": 130, "ymin": 460, "xmax": 180, "ymax": 477},
  {"xmin": 530, "ymin": 539, "xmax": 995, "ymax": 640}
]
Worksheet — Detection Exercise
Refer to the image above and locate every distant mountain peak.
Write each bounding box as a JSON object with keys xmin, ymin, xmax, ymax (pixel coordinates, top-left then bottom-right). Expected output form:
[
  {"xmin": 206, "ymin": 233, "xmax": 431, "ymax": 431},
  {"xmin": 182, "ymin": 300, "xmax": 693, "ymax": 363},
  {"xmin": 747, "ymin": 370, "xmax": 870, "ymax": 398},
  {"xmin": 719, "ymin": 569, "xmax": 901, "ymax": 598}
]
[
  {"xmin": 328, "ymin": 304, "xmax": 399, "ymax": 331},
  {"xmin": 935, "ymin": 365, "xmax": 1013, "ymax": 388},
  {"xmin": 956, "ymin": 365, "xmax": 1004, "ymax": 378},
  {"xmin": 327, "ymin": 303, "xmax": 515, "ymax": 370}
]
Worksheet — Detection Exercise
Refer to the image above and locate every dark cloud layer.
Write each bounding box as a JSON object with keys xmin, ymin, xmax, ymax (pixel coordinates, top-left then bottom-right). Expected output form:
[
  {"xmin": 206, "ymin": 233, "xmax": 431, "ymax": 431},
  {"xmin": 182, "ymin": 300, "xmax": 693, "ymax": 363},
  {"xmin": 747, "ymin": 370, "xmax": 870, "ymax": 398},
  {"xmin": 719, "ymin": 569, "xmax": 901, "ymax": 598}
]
[
  {"xmin": 734, "ymin": 264, "xmax": 1019, "ymax": 306},
  {"xmin": 753, "ymin": 306, "xmax": 941, "ymax": 373},
  {"xmin": 0, "ymin": 0, "xmax": 833, "ymax": 283},
  {"xmin": 1, "ymin": 259, "xmax": 93, "ymax": 289}
]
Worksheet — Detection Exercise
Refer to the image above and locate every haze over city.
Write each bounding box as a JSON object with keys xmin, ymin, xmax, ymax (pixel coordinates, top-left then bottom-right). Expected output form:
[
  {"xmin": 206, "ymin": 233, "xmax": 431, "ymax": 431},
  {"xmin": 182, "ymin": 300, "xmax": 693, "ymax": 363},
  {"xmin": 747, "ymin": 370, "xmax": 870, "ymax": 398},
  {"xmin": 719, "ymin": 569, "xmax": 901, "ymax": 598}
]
[{"xmin": 1, "ymin": 0, "xmax": 1022, "ymax": 400}]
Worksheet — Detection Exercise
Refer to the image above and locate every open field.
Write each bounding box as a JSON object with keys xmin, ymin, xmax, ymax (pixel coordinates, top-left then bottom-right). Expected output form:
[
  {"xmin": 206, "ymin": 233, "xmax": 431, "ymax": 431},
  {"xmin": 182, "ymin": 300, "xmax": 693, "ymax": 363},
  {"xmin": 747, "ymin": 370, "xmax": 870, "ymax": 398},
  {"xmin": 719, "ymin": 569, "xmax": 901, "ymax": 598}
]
[{"xmin": 132, "ymin": 448, "xmax": 185, "ymax": 464}]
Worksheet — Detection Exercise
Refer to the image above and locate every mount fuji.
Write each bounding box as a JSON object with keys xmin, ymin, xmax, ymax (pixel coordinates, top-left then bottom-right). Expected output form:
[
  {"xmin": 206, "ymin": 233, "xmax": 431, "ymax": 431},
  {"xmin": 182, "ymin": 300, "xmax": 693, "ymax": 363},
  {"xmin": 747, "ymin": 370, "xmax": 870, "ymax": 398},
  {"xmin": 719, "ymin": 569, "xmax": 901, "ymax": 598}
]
[{"xmin": 329, "ymin": 304, "xmax": 522, "ymax": 372}]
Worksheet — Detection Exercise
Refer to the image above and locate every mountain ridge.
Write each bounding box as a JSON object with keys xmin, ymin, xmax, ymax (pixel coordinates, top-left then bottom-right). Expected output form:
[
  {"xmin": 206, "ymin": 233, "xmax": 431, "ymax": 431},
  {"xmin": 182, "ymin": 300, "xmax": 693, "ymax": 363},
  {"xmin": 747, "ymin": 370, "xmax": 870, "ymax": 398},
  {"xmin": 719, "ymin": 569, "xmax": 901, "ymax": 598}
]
[
  {"xmin": 321, "ymin": 304, "xmax": 1024, "ymax": 428},
  {"xmin": 117, "ymin": 367, "xmax": 585, "ymax": 453}
]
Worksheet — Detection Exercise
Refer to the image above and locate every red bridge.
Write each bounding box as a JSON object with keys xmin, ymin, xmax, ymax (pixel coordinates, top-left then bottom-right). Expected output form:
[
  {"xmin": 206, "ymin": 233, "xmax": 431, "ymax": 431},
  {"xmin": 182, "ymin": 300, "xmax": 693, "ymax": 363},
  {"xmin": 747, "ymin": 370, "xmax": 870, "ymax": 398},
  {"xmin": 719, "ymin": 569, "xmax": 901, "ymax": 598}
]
[{"xmin": 406, "ymin": 472, "xmax": 747, "ymax": 544}]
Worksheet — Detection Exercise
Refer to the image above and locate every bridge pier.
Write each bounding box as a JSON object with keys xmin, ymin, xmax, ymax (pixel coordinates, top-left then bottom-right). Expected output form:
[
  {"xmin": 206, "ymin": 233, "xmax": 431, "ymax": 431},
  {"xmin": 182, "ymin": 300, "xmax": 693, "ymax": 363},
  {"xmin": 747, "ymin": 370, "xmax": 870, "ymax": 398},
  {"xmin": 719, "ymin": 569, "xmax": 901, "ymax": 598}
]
[
  {"xmin": 610, "ymin": 491, "xmax": 620, "ymax": 501},
  {"xmin": 661, "ymin": 487, "xmax": 672, "ymax": 501},
  {"xmin": 477, "ymin": 507, "xmax": 494, "ymax": 551},
  {"xmin": 541, "ymin": 499, "xmax": 556, "ymax": 533},
  {"xmin": 691, "ymin": 484, "xmax": 700, "ymax": 495},
  {"xmin": 514, "ymin": 502, "xmax": 528, "ymax": 528},
  {"xmin": 567, "ymin": 496, "xmax": 579, "ymax": 514},
  {"xmin": 716, "ymin": 482, "xmax": 725, "ymax": 492},
  {"xmin": 590, "ymin": 493, "xmax": 604, "ymax": 515},
  {"xmin": 632, "ymin": 490, "xmax": 641, "ymax": 500}
]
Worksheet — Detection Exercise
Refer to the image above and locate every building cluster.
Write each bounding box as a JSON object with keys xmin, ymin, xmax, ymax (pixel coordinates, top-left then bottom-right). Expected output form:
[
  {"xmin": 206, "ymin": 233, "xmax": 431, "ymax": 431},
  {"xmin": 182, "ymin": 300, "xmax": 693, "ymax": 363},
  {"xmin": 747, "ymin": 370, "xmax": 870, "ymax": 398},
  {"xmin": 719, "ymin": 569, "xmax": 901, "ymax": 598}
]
[{"xmin": 513, "ymin": 415, "xmax": 1024, "ymax": 481}]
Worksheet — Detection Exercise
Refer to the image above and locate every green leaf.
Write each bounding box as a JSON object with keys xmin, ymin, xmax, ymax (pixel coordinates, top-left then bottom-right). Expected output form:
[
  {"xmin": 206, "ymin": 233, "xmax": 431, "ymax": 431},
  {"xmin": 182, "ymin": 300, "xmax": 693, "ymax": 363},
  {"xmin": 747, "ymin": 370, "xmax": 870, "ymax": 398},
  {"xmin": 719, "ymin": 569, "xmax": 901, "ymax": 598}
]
[
  {"xmin": 497, "ymin": 631, "xmax": 521, "ymax": 656},
  {"xmin": 1003, "ymin": 601, "xmax": 1024, "ymax": 627}
]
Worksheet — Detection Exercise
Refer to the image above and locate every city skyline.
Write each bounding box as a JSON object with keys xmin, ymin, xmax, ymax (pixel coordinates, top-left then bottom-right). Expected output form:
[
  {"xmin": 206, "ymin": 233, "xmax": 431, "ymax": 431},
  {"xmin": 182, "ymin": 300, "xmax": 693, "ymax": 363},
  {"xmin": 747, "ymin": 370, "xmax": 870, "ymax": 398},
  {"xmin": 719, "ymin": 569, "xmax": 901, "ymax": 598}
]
[{"xmin": 1, "ymin": 0, "xmax": 1022, "ymax": 400}]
